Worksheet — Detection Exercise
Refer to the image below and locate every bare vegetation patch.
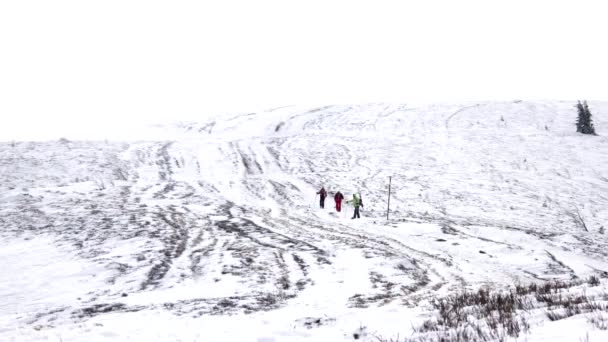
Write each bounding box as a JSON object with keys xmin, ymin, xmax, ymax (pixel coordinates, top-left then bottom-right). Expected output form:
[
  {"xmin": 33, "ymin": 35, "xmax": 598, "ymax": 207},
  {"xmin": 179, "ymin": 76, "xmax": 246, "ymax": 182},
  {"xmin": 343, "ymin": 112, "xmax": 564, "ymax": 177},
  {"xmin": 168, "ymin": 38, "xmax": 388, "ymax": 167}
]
[{"xmin": 374, "ymin": 275, "xmax": 608, "ymax": 342}]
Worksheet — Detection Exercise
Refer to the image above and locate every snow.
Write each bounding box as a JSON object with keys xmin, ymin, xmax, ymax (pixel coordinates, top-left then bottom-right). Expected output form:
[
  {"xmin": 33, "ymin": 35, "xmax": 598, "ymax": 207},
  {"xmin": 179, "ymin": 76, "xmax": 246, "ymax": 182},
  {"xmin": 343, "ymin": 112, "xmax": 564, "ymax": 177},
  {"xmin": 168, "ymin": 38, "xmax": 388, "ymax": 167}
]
[{"xmin": 1, "ymin": 100, "xmax": 608, "ymax": 341}]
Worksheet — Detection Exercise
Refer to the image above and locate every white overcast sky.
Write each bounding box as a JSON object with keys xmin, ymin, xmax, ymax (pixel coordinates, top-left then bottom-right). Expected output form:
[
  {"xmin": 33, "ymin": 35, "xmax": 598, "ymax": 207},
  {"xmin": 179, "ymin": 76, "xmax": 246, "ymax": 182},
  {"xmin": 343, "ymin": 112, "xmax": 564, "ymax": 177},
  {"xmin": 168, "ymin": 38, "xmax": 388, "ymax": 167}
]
[{"xmin": 1, "ymin": 0, "xmax": 607, "ymax": 140}]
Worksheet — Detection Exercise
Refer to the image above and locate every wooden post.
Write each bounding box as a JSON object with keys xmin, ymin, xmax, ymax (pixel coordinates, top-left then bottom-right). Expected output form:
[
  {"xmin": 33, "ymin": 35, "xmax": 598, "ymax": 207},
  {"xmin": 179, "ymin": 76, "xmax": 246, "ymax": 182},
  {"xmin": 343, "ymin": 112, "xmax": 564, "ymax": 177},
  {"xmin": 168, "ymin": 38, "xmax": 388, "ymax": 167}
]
[{"xmin": 387, "ymin": 176, "xmax": 392, "ymax": 220}]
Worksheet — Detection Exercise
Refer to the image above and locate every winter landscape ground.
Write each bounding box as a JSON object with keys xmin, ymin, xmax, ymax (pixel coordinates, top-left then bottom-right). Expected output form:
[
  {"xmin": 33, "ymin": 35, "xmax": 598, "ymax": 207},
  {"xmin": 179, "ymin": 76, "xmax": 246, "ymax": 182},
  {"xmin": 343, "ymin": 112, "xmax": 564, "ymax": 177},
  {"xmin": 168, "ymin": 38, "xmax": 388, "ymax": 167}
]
[{"xmin": 1, "ymin": 100, "xmax": 608, "ymax": 341}]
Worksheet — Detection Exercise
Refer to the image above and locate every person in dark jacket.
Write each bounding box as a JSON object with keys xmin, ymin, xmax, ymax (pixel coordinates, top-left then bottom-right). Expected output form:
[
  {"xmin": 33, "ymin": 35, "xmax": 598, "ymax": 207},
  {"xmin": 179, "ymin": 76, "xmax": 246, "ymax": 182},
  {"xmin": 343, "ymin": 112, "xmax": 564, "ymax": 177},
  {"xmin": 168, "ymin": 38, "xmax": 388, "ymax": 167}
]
[
  {"xmin": 317, "ymin": 187, "xmax": 327, "ymax": 208},
  {"xmin": 334, "ymin": 191, "xmax": 344, "ymax": 212}
]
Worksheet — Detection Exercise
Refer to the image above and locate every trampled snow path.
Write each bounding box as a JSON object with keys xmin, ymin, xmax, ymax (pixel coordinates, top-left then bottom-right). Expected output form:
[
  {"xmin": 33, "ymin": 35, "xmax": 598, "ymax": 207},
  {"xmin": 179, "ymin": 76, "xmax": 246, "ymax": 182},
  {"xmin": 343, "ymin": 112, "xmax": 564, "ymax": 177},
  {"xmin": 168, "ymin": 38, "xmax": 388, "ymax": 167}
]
[{"xmin": 1, "ymin": 100, "xmax": 608, "ymax": 341}]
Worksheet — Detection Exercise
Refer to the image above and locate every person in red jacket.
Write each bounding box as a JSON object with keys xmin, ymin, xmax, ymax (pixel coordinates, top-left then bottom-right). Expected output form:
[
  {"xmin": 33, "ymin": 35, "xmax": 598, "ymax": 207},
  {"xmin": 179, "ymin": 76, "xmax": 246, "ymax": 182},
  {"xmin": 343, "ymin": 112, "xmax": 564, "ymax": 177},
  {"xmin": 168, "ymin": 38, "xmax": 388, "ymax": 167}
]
[
  {"xmin": 334, "ymin": 191, "xmax": 344, "ymax": 212},
  {"xmin": 317, "ymin": 187, "xmax": 327, "ymax": 208}
]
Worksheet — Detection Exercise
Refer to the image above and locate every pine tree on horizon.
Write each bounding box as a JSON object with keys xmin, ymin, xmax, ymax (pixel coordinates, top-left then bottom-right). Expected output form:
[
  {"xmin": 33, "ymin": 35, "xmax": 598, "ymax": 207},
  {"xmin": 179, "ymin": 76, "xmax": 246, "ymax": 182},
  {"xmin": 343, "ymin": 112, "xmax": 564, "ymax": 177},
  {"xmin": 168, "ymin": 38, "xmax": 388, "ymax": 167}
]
[{"xmin": 576, "ymin": 100, "xmax": 597, "ymax": 135}]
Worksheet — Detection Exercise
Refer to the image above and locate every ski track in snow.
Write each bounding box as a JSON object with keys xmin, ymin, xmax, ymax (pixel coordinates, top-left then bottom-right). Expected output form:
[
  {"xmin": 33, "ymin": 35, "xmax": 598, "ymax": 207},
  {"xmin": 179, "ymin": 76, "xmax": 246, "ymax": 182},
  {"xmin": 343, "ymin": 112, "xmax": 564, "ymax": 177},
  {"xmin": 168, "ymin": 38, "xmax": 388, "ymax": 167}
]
[{"xmin": 1, "ymin": 100, "xmax": 608, "ymax": 341}]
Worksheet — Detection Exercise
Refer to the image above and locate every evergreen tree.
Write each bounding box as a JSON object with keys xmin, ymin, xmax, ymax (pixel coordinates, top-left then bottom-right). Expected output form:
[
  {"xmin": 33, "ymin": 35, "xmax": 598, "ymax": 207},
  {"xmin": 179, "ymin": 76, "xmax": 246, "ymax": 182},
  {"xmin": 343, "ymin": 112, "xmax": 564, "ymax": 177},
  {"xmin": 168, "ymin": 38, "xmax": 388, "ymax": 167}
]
[{"xmin": 576, "ymin": 100, "xmax": 596, "ymax": 135}]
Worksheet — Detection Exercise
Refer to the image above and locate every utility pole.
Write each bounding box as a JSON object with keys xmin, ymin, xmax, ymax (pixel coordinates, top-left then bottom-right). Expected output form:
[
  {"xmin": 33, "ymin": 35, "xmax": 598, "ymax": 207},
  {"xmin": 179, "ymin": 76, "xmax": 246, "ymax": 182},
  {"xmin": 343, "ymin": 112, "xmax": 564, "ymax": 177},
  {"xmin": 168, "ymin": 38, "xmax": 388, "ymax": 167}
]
[{"xmin": 386, "ymin": 176, "xmax": 392, "ymax": 220}]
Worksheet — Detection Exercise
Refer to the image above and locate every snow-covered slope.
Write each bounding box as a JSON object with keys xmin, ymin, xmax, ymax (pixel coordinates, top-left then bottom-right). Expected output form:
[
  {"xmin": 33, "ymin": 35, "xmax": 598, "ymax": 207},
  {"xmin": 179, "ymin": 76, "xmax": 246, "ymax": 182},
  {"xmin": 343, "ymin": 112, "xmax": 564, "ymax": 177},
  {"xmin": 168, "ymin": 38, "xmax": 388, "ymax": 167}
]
[{"xmin": 2, "ymin": 100, "xmax": 608, "ymax": 341}]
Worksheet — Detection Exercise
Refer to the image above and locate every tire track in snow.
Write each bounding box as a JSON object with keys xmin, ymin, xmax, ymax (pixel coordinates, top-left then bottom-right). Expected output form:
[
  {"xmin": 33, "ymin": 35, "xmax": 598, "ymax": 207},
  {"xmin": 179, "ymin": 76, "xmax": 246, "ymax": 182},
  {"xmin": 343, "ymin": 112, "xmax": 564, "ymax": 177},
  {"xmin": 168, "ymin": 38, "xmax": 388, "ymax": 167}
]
[
  {"xmin": 156, "ymin": 142, "xmax": 174, "ymax": 181},
  {"xmin": 445, "ymin": 104, "xmax": 481, "ymax": 133},
  {"xmin": 141, "ymin": 209, "xmax": 190, "ymax": 290}
]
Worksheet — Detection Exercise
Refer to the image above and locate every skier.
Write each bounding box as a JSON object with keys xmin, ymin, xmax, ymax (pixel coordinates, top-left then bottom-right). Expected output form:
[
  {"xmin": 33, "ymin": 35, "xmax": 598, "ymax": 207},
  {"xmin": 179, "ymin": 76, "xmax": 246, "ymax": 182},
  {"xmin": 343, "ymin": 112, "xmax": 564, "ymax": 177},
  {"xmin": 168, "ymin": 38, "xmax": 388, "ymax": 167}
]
[
  {"xmin": 334, "ymin": 191, "xmax": 344, "ymax": 212},
  {"xmin": 347, "ymin": 193, "xmax": 363, "ymax": 219},
  {"xmin": 316, "ymin": 187, "xmax": 327, "ymax": 209}
]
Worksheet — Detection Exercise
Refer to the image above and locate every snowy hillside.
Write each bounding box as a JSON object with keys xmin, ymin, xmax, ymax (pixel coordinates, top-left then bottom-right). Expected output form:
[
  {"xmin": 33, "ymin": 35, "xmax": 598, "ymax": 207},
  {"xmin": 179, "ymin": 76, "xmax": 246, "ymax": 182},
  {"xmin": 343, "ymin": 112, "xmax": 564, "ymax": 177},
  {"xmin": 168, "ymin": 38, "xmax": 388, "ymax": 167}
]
[{"xmin": 2, "ymin": 100, "xmax": 608, "ymax": 341}]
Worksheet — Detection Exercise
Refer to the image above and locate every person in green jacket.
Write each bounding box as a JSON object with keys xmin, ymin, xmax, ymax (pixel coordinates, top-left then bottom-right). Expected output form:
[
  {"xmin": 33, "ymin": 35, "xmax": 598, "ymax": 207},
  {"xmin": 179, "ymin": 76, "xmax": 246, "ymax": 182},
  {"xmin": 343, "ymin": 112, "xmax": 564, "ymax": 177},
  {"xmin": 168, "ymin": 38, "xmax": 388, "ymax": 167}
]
[{"xmin": 347, "ymin": 193, "xmax": 363, "ymax": 219}]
